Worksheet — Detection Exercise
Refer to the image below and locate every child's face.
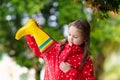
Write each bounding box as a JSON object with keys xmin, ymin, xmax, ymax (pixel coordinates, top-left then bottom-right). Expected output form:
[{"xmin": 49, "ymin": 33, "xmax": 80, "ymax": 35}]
[{"xmin": 68, "ymin": 26, "xmax": 84, "ymax": 46}]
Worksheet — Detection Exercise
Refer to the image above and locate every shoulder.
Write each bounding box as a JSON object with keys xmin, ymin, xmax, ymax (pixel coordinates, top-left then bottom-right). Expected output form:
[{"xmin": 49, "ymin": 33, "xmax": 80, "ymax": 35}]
[{"xmin": 51, "ymin": 42, "xmax": 61, "ymax": 50}]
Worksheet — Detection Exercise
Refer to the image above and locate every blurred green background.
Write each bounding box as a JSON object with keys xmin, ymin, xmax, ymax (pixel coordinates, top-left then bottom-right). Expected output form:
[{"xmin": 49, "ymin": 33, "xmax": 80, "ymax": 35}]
[{"xmin": 0, "ymin": 0, "xmax": 120, "ymax": 80}]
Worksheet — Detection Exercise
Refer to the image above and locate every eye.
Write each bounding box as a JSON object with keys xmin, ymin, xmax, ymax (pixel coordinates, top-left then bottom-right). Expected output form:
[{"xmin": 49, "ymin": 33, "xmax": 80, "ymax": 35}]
[
  {"xmin": 68, "ymin": 33, "xmax": 71, "ymax": 36},
  {"xmin": 74, "ymin": 36, "xmax": 78, "ymax": 38}
]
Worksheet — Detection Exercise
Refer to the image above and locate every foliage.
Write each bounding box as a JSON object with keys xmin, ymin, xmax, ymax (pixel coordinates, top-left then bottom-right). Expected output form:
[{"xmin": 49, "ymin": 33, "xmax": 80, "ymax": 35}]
[
  {"xmin": 58, "ymin": 0, "xmax": 86, "ymax": 26},
  {"xmin": 90, "ymin": 13, "xmax": 120, "ymax": 54},
  {"xmin": 0, "ymin": 0, "xmax": 48, "ymax": 65},
  {"xmin": 85, "ymin": 0, "xmax": 120, "ymax": 13}
]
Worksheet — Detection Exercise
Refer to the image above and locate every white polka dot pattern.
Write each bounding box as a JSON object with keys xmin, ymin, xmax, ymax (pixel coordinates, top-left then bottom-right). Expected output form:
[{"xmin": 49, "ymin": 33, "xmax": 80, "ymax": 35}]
[{"xmin": 26, "ymin": 35, "xmax": 95, "ymax": 80}]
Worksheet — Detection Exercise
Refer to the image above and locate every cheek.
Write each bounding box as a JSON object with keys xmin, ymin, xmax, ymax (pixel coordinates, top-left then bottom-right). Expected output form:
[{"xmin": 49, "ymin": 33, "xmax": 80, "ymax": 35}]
[
  {"xmin": 67, "ymin": 37, "xmax": 70, "ymax": 44},
  {"xmin": 67, "ymin": 36, "xmax": 72, "ymax": 41},
  {"xmin": 67, "ymin": 36, "xmax": 70, "ymax": 41},
  {"xmin": 74, "ymin": 39, "xmax": 84, "ymax": 45}
]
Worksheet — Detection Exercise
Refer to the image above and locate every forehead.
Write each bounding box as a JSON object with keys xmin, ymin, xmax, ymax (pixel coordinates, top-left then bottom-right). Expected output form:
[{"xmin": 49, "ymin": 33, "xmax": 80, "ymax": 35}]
[{"xmin": 68, "ymin": 26, "xmax": 82, "ymax": 34}]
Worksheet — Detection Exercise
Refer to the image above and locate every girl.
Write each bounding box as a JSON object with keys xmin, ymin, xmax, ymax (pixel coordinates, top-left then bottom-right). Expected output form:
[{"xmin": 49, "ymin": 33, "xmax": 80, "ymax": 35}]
[{"xmin": 26, "ymin": 19, "xmax": 95, "ymax": 80}]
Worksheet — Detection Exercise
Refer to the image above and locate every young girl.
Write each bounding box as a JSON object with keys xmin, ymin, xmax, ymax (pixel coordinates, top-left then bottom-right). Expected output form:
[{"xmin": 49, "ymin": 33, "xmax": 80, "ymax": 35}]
[{"xmin": 26, "ymin": 19, "xmax": 95, "ymax": 80}]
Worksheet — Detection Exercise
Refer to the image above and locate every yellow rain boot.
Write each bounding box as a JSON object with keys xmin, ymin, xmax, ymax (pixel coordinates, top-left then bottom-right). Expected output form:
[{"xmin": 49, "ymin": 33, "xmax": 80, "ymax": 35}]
[{"xmin": 15, "ymin": 19, "xmax": 56, "ymax": 53}]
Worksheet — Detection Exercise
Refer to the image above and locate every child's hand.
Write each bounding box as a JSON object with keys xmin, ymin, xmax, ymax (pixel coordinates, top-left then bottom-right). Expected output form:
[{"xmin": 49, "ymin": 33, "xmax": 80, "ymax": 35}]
[{"xmin": 59, "ymin": 62, "xmax": 71, "ymax": 73}]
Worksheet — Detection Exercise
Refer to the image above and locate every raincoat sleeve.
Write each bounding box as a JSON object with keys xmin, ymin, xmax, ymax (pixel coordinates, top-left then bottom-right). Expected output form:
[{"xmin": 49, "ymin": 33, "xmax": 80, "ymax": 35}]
[{"xmin": 26, "ymin": 35, "xmax": 42, "ymax": 58}]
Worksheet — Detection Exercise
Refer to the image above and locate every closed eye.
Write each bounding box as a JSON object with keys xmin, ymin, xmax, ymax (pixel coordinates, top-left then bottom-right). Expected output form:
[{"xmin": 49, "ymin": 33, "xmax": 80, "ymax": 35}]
[{"xmin": 74, "ymin": 36, "xmax": 78, "ymax": 38}]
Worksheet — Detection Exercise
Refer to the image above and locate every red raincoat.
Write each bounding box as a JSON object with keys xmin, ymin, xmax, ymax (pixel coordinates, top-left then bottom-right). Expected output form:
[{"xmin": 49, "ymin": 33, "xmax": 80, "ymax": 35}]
[{"xmin": 26, "ymin": 35, "xmax": 95, "ymax": 80}]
